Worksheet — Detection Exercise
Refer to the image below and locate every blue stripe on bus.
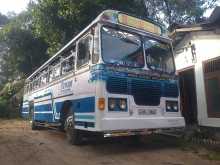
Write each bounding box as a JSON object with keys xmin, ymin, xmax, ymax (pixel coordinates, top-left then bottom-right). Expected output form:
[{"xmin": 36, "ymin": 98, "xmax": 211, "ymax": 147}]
[
  {"xmin": 22, "ymin": 107, "xmax": 29, "ymax": 112},
  {"xmin": 22, "ymin": 114, "xmax": 29, "ymax": 118},
  {"xmin": 31, "ymin": 97, "xmax": 95, "ymax": 123},
  {"xmin": 72, "ymin": 97, "xmax": 95, "ymax": 113},
  {"xmin": 75, "ymin": 121, "xmax": 95, "ymax": 128},
  {"xmin": 75, "ymin": 114, "xmax": 95, "ymax": 120},
  {"xmin": 21, "ymin": 107, "xmax": 29, "ymax": 118},
  {"xmin": 54, "ymin": 97, "xmax": 95, "ymax": 114},
  {"xmin": 34, "ymin": 104, "xmax": 52, "ymax": 112},
  {"xmin": 34, "ymin": 113, "xmax": 54, "ymax": 123},
  {"xmin": 55, "ymin": 101, "xmax": 64, "ymax": 113},
  {"xmin": 34, "ymin": 104, "xmax": 53, "ymax": 122}
]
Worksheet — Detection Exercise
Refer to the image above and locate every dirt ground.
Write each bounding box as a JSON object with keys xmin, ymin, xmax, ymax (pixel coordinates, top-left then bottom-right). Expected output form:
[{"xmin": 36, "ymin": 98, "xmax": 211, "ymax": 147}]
[{"xmin": 0, "ymin": 119, "xmax": 219, "ymax": 165}]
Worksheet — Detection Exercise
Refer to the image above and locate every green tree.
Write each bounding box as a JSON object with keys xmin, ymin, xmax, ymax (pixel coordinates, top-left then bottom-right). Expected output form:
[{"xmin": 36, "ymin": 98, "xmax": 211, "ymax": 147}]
[
  {"xmin": 31, "ymin": 0, "xmax": 146, "ymax": 55},
  {"xmin": 0, "ymin": 12, "xmax": 49, "ymax": 78},
  {"xmin": 31, "ymin": 0, "xmax": 217, "ymax": 55},
  {"xmin": 144, "ymin": 0, "xmax": 217, "ymax": 27}
]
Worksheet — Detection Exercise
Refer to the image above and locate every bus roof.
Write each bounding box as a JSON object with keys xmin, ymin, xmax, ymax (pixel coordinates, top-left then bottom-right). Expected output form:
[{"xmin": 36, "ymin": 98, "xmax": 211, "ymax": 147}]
[{"xmin": 26, "ymin": 10, "xmax": 168, "ymax": 81}]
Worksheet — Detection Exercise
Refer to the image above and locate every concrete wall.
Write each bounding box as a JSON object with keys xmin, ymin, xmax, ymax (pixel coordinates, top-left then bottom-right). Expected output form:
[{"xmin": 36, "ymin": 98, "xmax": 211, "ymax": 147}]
[{"xmin": 174, "ymin": 30, "xmax": 220, "ymax": 127}]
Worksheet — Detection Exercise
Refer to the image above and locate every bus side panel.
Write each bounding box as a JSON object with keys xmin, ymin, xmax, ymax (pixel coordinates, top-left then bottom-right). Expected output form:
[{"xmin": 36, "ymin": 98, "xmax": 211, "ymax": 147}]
[
  {"xmin": 53, "ymin": 96, "xmax": 96, "ymax": 126},
  {"xmin": 21, "ymin": 106, "xmax": 29, "ymax": 118},
  {"xmin": 22, "ymin": 96, "xmax": 30, "ymax": 119},
  {"xmin": 72, "ymin": 96, "xmax": 95, "ymax": 128},
  {"xmin": 34, "ymin": 101, "xmax": 53, "ymax": 123},
  {"xmin": 71, "ymin": 71, "xmax": 96, "ymax": 130}
]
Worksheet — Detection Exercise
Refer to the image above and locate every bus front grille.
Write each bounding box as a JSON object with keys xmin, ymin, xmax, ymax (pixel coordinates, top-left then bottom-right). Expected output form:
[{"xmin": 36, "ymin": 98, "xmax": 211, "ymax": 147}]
[
  {"xmin": 131, "ymin": 79, "xmax": 161, "ymax": 106},
  {"xmin": 106, "ymin": 77, "xmax": 161, "ymax": 106},
  {"xmin": 163, "ymin": 82, "xmax": 179, "ymax": 98}
]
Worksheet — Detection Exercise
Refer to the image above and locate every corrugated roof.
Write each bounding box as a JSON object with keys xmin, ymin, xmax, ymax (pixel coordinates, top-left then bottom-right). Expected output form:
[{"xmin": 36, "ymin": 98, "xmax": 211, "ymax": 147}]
[{"xmin": 170, "ymin": 6, "xmax": 220, "ymax": 39}]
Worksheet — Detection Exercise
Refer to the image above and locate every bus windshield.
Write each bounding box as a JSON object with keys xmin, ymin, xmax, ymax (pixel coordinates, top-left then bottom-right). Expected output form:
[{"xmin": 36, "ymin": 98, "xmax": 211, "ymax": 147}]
[
  {"xmin": 144, "ymin": 38, "xmax": 175, "ymax": 74},
  {"xmin": 101, "ymin": 26, "xmax": 144, "ymax": 68}
]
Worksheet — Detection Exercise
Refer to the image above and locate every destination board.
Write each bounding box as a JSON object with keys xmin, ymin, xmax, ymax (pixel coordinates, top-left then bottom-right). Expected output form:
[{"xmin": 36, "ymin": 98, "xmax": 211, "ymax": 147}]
[{"xmin": 118, "ymin": 13, "xmax": 162, "ymax": 35}]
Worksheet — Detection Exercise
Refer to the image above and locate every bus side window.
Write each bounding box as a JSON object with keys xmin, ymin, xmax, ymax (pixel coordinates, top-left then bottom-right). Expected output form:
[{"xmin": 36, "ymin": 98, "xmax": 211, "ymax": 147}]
[
  {"xmin": 41, "ymin": 73, "xmax": 47, "ymax": 86},
  {"xmin": 29, "ymin": 82, "xmax": 32, "ymax": 91},
  {"xmin": 77, "ymin": 35, "xmax": 92, "ymax": 68},
  {"xmin": 52, "ymin": 64, "xmax": 61, "ymax": 80},
  {"xmin": 92, "ymin": 27, "xmax": 99, "ymax": 64},
  {"xmin": 33, "ymin": 80, "xmax": 37, "ymax": 89},
  {"xmin": 37, "ymin": 79, "xmax": 40, "ymax": 88},
  {"xmin": 24, "ymin": 85, "xmax": 27, "ymax": 94},
  {"xmin": 61, "ymin": 56, "xmax": 75, "ymax": 75},
  {"xmin": 25, "ymin": 84, "xmax": 28, "ymax": 93},
  {"xmin": 48, "ymin": 70, "xmax": 53, "ymax": 82},
  {"xmin": 27, "ymin": 84, "xmax": 30, "ymax": 93},
  {"xmin": 35, "ymin": 79, "xmax": 39, "ymax": 89}
]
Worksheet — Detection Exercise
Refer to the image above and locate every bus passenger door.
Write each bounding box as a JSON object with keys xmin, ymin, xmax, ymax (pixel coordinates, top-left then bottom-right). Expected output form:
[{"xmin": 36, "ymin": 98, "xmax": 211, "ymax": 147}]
[{"xmin": 48, "ymin": 91, "xmax": 58, "ymax": 122}]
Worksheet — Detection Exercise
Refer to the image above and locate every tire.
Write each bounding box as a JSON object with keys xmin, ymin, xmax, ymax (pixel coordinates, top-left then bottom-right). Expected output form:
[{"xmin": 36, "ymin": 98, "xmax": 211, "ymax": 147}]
[
  {"xmin": 65, "ymin": 114, "xmax": 83, "ymax": 145},
  {"xmin": 59, "ymin": 101, "xmax": 72, "ymax": 131},
  {"xmin": 30, "ymin": 106, "xmax": 40, "ymax": 130},
  {"xmin": 31, "ymin": 120, "xmax": 38, "ymax": 130}
]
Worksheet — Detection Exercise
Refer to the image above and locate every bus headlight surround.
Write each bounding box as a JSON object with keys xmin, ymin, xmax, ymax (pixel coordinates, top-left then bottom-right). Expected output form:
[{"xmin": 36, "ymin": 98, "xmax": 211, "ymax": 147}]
[
  {"xmin": 119, "ymin": 99, "xmax": 127, "ymax": 110},
  {"xmin": 108, "ymin": 98, "xmax": 127, "ymax": 111},
  {"xmin": 166, "ymin": 101, "xmax": 178, "ymax": 112},
  {"xmin": 173, "ymin": 105, "xmax": 178, "ymax": 111},
  {"xmin": 108, "ymin": 98, "xmax": 116, "ymax": 110}
]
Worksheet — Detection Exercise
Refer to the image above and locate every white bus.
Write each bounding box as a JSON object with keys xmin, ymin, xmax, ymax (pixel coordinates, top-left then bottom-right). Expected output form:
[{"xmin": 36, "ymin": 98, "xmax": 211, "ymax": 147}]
[{"xmin": 22, "ymin": 10, "xmax": 185, "ymax": 144}]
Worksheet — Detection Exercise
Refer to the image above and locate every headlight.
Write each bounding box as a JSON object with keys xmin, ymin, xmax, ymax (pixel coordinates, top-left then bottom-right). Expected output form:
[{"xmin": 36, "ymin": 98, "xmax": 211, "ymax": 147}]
[
  {"xmin": 119, "ymin": 99, "xmax": 127, "ymax": 110},
  {"xmin": 166, "ymin": 101, "xmax": 178, "ymax": 112},
  {"xmin": 173, "ymin": 105, "xmax": 178, "ymax": 111},
  {"xmin": 108, "ymin": 98, "xmax": 127, "ymax": 111},
  {"xmin": 108, "ymin": 98, "xmax": 116, "ymax": 110}
]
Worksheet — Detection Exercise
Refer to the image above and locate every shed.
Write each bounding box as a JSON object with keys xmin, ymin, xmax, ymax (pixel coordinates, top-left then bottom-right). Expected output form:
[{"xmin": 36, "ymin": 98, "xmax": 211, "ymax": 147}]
[{"xmin": 171, "ymin": 6, "xmax": 220, "ymax": 128}]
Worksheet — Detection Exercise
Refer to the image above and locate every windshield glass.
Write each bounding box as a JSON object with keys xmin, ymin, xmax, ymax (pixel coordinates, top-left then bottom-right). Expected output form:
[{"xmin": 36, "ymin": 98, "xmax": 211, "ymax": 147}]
[
  {"xmin": 101, "ymin": 26, "xmax": 144, "ymax": 68},
  {"xmin": 144, "ymin": 38, "xmax": 175, "ymax": 74}
]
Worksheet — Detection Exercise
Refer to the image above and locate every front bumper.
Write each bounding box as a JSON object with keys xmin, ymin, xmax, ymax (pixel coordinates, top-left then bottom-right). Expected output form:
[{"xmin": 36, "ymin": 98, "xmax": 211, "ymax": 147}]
[{"xmin": 100, "ymin": 116, "xmax": 185, "ymax": 131}]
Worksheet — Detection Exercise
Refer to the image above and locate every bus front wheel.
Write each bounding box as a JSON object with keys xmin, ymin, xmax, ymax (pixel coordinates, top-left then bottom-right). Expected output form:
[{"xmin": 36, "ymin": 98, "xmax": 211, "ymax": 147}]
[
  {"xmin": 31, "ymin": 120, "xmax": 40, "ymax": 130},
  {"xmin": 65, "ymin": 115, "xmax": 83, "ymax": 145}
]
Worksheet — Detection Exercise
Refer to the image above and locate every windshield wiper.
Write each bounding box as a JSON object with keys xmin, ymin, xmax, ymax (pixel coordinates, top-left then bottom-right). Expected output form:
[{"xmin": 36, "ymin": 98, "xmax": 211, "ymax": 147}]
[{"xmin": 120, "ymin": 37, "xmax": 140, "ymax": 46}]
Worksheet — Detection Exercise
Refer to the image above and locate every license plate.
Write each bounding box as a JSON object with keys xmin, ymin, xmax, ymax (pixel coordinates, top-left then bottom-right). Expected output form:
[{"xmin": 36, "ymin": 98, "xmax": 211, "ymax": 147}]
[{"xmin": 138, "ymin": 109, "xmax": 156, "ymax": 115}]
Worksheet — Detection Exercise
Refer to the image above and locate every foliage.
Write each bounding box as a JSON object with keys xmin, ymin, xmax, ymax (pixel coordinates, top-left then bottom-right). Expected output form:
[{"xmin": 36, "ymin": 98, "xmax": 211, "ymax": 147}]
[
  {"xmin": 143, "ymin": 0, "xmax": 218, "ymax": 28},
  {"xmin": 0, "ymin": 11, "xmax": 49, "ymax": 79},
  {"xmin": 0, "ymin": 97, "xmax": 10, "ymax": 118},
  {"xmin": 0, "ymin": 11, "xmax": 48, "ymax": 118},
  {"xmin": 31, "ymin": 0, "xmax": 218, "ymax": 55},
  {"xmin": 31, "ymin": 0, "xmax": 146, "ymax": 55},
  {"xmin": 0, "ymin": 13, "xmax": 9, "ymax": 26},
  {"xmin": 0, "ymin": 80, "xmax": 24, "ymax": 118}
]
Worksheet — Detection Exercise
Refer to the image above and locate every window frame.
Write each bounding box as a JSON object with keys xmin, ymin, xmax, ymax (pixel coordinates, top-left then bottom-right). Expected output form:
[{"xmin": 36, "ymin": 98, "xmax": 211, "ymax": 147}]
[
  {"xmin": 61, "ymin": 50, "xmax": 76, "ymax": 76},
  {"xmin": 91, "ymin": 26, "xmax": 100, "ymax": 64},
  {"xmin": 143, "ymin": 37, "xmax": 175, "ymax": 75},
  {"xmin": 203, "ymin": 57, "xmax": 220, "ymax": 118},
  {"xmin": 41, "ymin": 67, "xmax": 49, "ymax": 86},
  {"xmin": 52, "ymin": 63, "xmax": 61, "ymax": 81},
  {"xmin": 100, "ymin": 25, "xmax": 145, "ymax": 69},
  {"xmin": 76, "ymin": 33, "xmax": 93, "ymax": 70}
]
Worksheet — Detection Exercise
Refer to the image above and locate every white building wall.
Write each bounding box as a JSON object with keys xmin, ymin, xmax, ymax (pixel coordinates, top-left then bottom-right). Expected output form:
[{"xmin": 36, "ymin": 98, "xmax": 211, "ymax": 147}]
[{"xmin": 174, "ymin": 30, "xmax": 220, "ymax": 127}]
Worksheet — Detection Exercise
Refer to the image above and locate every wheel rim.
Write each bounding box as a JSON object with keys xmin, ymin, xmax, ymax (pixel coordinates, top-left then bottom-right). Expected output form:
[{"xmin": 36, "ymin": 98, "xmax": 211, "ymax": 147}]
[{"xmin": 65, "ymin": 116, "xmax": 74, "ymax": 142}]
